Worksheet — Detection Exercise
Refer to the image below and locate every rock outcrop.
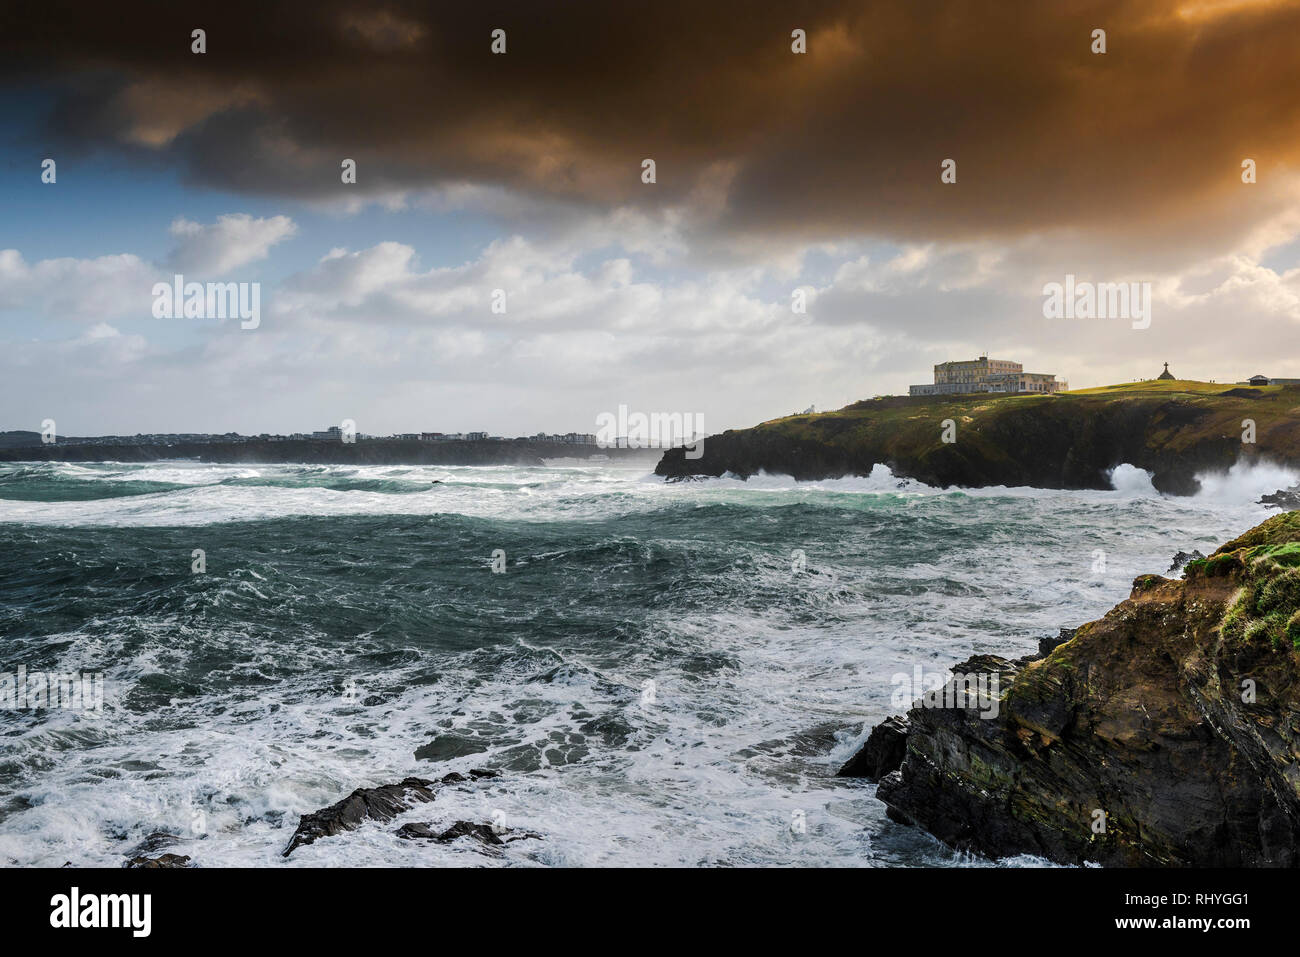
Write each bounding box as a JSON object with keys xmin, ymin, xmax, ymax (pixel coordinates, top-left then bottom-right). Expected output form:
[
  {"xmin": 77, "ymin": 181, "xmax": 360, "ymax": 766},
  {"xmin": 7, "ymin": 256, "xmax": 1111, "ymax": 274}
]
[
  {"xmin": 842, "ymin": 512, "xmax": 1300, "ymax": 866},
  {"xmin": 1168, "ymin": 549, "xmax": 1206, "ymax": 574},
  {"xmin": 1261, "ymin": 487, "xmax": 1300, "ymax": 510},
  {"xmin": 656, "ymin": 384, "xmax": 1300, "ymax": 494},
  {"xmin": 282, "ymin": 770, "xmax": 499, "ymax": 857},
  {"xmin": 1037, "ymin": 627, "xmax": 1077, "ymax": 658},
  {"xmin": 835, "ymin": 715, "xmax": 909, "ymax": 779},
  {"xmin": 125, "ymin": 853, "xmax": 191, "ymax": 868},
  {"xmin": 395, "ymin": 820, "xmax": 540, "ymax": 846}
]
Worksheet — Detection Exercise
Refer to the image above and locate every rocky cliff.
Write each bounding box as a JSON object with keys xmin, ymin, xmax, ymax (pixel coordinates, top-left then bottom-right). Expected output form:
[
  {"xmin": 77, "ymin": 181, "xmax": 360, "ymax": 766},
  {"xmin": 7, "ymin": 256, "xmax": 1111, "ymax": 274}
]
[
  {"xmin": 840, "ymin": 511, "xmax": 1300, "ymax": 866},
  {"xmin": 657, "ymin": 381, "xmax": 1300, "ymax": 494}
]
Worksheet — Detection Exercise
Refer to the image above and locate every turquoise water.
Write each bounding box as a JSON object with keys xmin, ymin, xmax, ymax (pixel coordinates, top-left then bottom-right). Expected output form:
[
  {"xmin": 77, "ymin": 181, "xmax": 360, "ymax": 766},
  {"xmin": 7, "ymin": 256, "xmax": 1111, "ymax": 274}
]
[{"xmin": 0, "ymin": 460, "xmax": 1287, "ymax": 866}]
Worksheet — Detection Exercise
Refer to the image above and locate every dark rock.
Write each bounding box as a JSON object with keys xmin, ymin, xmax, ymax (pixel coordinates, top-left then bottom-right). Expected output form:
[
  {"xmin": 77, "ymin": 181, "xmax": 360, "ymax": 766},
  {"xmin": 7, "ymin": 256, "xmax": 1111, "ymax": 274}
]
[
  {"xmin": 1168, "ymin": 549, "xmax": 1206, "ymax": 573},
  {"xmin": 127, "ymin": 831, "xmax": 181, "ymax": 858},
  {"xmin": 415, "ymin": 733, "xmax": 489, "ymax": 762},
  {"xmin": 438, "ymin": 769, "xmax": 499, "ymax": 784},
  {"xmin": 283, "ymin": 777, "xmax": 436, "ymax": 857},
  {"xmin": 836, "ymin": 715, "xmax": 909, "ymax": 779},
  {"xmin": 434, "ymin": 821, "xmax": 504, "ymax": 845},
  {"xmin": 125, "ymin": 853, "xmax": 191, "ymax": 868},
  {"xmin": 1260, "ymin": 487, "xmax": 1300, "ymax": 510},
  {"xmin": 396, "ymin": 820, "xmax": 541, "ymax": 846},
  {"xmin": 394, "ymin": 822, "xmax": 441, "ymax": 840},
  {"xmin": 878, "ymin": 774, "xmax": 911, "ymax": 826},
  {"xmin": 1036, "ymin": 627, "xmax": 1077, "ymax": 658},
  {"xmin": 283, "ymin": 769, "xmax": 502, "ymax": 857},
  {"xmin": 868, "ymin": 512, "xmax": 1300, "ymax": 866}
]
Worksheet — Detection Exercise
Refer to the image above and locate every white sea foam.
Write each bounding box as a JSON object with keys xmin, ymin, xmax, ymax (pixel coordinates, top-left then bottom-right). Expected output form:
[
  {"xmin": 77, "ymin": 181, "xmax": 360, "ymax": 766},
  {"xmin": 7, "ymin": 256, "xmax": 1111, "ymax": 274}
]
[
  {"xmin": 1106, "ymin": 463, "xmax": 1158, "ymax": 496},
  {"xmin": 0, "ymin": 457, "xmax": 1291, "ymax": 528}
]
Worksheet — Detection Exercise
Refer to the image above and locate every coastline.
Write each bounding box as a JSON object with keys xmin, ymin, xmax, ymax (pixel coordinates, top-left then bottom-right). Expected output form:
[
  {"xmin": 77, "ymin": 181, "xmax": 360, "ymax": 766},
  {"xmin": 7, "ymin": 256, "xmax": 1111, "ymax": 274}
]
[
  {"xmin": 0, "ymin": 438, "xmax": 660, "ymax": 468},
  {"xmin": 655, "ymin": 383, "xmax": 1300, "ymax": 495}
]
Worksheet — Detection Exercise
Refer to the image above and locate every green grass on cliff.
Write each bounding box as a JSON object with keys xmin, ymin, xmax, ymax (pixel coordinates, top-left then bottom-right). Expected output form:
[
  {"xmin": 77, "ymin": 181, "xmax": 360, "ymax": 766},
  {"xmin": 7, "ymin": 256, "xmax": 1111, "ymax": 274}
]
[
  {"xmin": 753, "ymin": 379, "xmax": 1300, "ymax": 465},
  {"xmin": 1065, "ymin": 380, "xmax": 1273, "ymax": 396},
  {"xmin": 1215, "ymin": 511, "xmax": 1300, "ymax": 553},
  {"xmin": 764, "ymin": 379, "xmax": 1298, "ymax": 432},
  {"xmin": 1212, "ymin": 513, "xmax": 1300, "ymax": 650}
]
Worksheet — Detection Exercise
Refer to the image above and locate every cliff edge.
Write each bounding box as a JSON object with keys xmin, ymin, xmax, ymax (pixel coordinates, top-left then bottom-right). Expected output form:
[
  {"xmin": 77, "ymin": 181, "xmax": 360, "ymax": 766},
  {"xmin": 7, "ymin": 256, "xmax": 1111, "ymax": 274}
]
[{"xmin": 656, "ymin": 381, "xmax": 1300, "ymax": 494}]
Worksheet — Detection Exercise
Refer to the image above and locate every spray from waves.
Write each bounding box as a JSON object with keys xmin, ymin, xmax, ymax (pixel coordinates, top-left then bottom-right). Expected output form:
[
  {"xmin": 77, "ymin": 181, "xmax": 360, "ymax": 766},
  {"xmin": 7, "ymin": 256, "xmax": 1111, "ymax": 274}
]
[
  {"xmin": 722, "ymin": 459, "xmax": 1296, "ymax": 508},
  {"xmin": 1105, "ymin": 464, "xmax": 1158, "ymax": 497},
  {"xmin": 679, "ymin": 463, "xmax": 933, "ymax": 494},
  {"xmin": 1107, "ymin": 458, "xmax": 1296, "ymax": 505},
  {"xmin": 1190, "ymin": 459, "xmax": 1298, "ymax": 505}
]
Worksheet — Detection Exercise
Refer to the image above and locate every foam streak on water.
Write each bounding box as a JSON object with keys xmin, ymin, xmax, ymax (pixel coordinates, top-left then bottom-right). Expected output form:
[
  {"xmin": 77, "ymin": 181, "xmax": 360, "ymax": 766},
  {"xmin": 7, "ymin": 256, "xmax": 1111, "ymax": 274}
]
[{"xmin": 0, "ymin": 459, "xmax": 1287, "ymax": 866}]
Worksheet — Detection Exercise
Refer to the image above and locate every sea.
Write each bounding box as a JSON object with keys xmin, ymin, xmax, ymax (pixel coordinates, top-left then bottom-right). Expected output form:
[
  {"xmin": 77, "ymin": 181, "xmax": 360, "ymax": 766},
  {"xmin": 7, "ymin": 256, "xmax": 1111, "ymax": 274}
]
[{"xmin": 0, "ymin": 457, "xmax": 1292, "ymax": 867}]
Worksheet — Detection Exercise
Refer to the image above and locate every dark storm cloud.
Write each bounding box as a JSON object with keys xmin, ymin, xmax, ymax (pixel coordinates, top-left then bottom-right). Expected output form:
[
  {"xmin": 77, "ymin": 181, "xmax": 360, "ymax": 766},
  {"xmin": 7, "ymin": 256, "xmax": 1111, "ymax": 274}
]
[{"xmin": 4, "ymin": 0, "xmax": 1300, "ymax": 245}]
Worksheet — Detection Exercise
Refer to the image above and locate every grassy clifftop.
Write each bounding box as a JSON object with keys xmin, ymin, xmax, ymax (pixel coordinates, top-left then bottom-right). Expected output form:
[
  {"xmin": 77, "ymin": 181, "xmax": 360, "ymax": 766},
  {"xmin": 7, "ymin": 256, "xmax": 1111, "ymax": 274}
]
[{"xmin": 656, "ymin": 380, "xmax": 1300, "ymax": 494}]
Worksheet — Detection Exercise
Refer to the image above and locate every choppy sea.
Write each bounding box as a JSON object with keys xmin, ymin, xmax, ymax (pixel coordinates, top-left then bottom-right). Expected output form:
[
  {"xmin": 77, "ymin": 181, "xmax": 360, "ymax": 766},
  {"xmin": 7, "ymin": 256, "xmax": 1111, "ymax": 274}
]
[{"xmin": 0, "ymin": 458, "xmax": 1291, "ymax": 866}]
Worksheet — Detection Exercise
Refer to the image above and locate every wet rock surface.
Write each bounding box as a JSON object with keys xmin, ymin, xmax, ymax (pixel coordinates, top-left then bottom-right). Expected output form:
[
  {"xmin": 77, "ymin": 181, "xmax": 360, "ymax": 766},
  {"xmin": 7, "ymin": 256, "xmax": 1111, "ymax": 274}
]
[
  {"xmin": 125, "ymin": 853, "xmax": 191, "ymax": 868},
  {"xmin": 282, "ymin": 770, "xmax": 500, "ymax": 857},
  {"xmin": 1168, "ymin": 549, "xmax": 1206, "ymax": 573},
  {"xmin": 1036, "ymin": 627, "xmax": 1077, "ymax": 658},
  {"xmin": 414, "ymin": 734, "xmax": 490, "ymax": 762},
  {"xmin": 126, "ymin": 831, "xmax": 181, "ymax": 857},
  {"xmin": 836, "ymin": 716, "xmax": 909, "ymax": 779},
  {"xmin": 283, "ymin": 777, "xmax": 437, "ymax": 857},
  {"xmin": 395, "ymin": 820, "xmax": 541, "ymax": 846},
  {"xmin": 1261, "ymin": 487, "xmax": 1300, "ymax": 510}
]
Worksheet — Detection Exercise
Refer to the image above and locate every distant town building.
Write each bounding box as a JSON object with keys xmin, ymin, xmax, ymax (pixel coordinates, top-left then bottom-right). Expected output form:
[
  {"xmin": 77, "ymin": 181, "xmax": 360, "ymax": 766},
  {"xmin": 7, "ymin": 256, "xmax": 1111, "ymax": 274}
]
[
  {"xmin": 36, "ymin": 426, "xmax": 619, "ymax": 449},
  {"xmin": 529, "ymin": 432, "xmax": 598, "ymax": 445},
  {"xmin": 909, "ymin": 356, "xmax": 1066, "ymax": 396},
  {"xmin": 1235, "ymin": 373, "xmax": 1300, "ymax": 386}
]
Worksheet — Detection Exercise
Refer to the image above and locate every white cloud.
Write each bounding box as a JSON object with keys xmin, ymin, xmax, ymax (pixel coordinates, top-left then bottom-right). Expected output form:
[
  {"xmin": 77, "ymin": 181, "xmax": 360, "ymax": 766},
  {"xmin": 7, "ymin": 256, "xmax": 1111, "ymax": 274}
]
[
  {"xmin": 0, "ymin": 249, "xmax": 156, "ymax": 321},
  {"xmin": 7, "ymin": 197, "xmax": 1300, "ymax": 436},
  {"xmin": 0, "ymin": 212, "xmax": 296, "ymax": 324},
  {"xmin": 167, "ymin": 213, "xmax": 297, "ymax": 275}
]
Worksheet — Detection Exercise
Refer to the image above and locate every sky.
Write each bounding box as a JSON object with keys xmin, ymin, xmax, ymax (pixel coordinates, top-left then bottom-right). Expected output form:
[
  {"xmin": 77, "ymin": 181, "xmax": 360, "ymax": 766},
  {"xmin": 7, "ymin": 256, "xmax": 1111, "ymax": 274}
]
[{"xmin": 2, "ymin": 0, "xmax": 1299, "ymax": 436}]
